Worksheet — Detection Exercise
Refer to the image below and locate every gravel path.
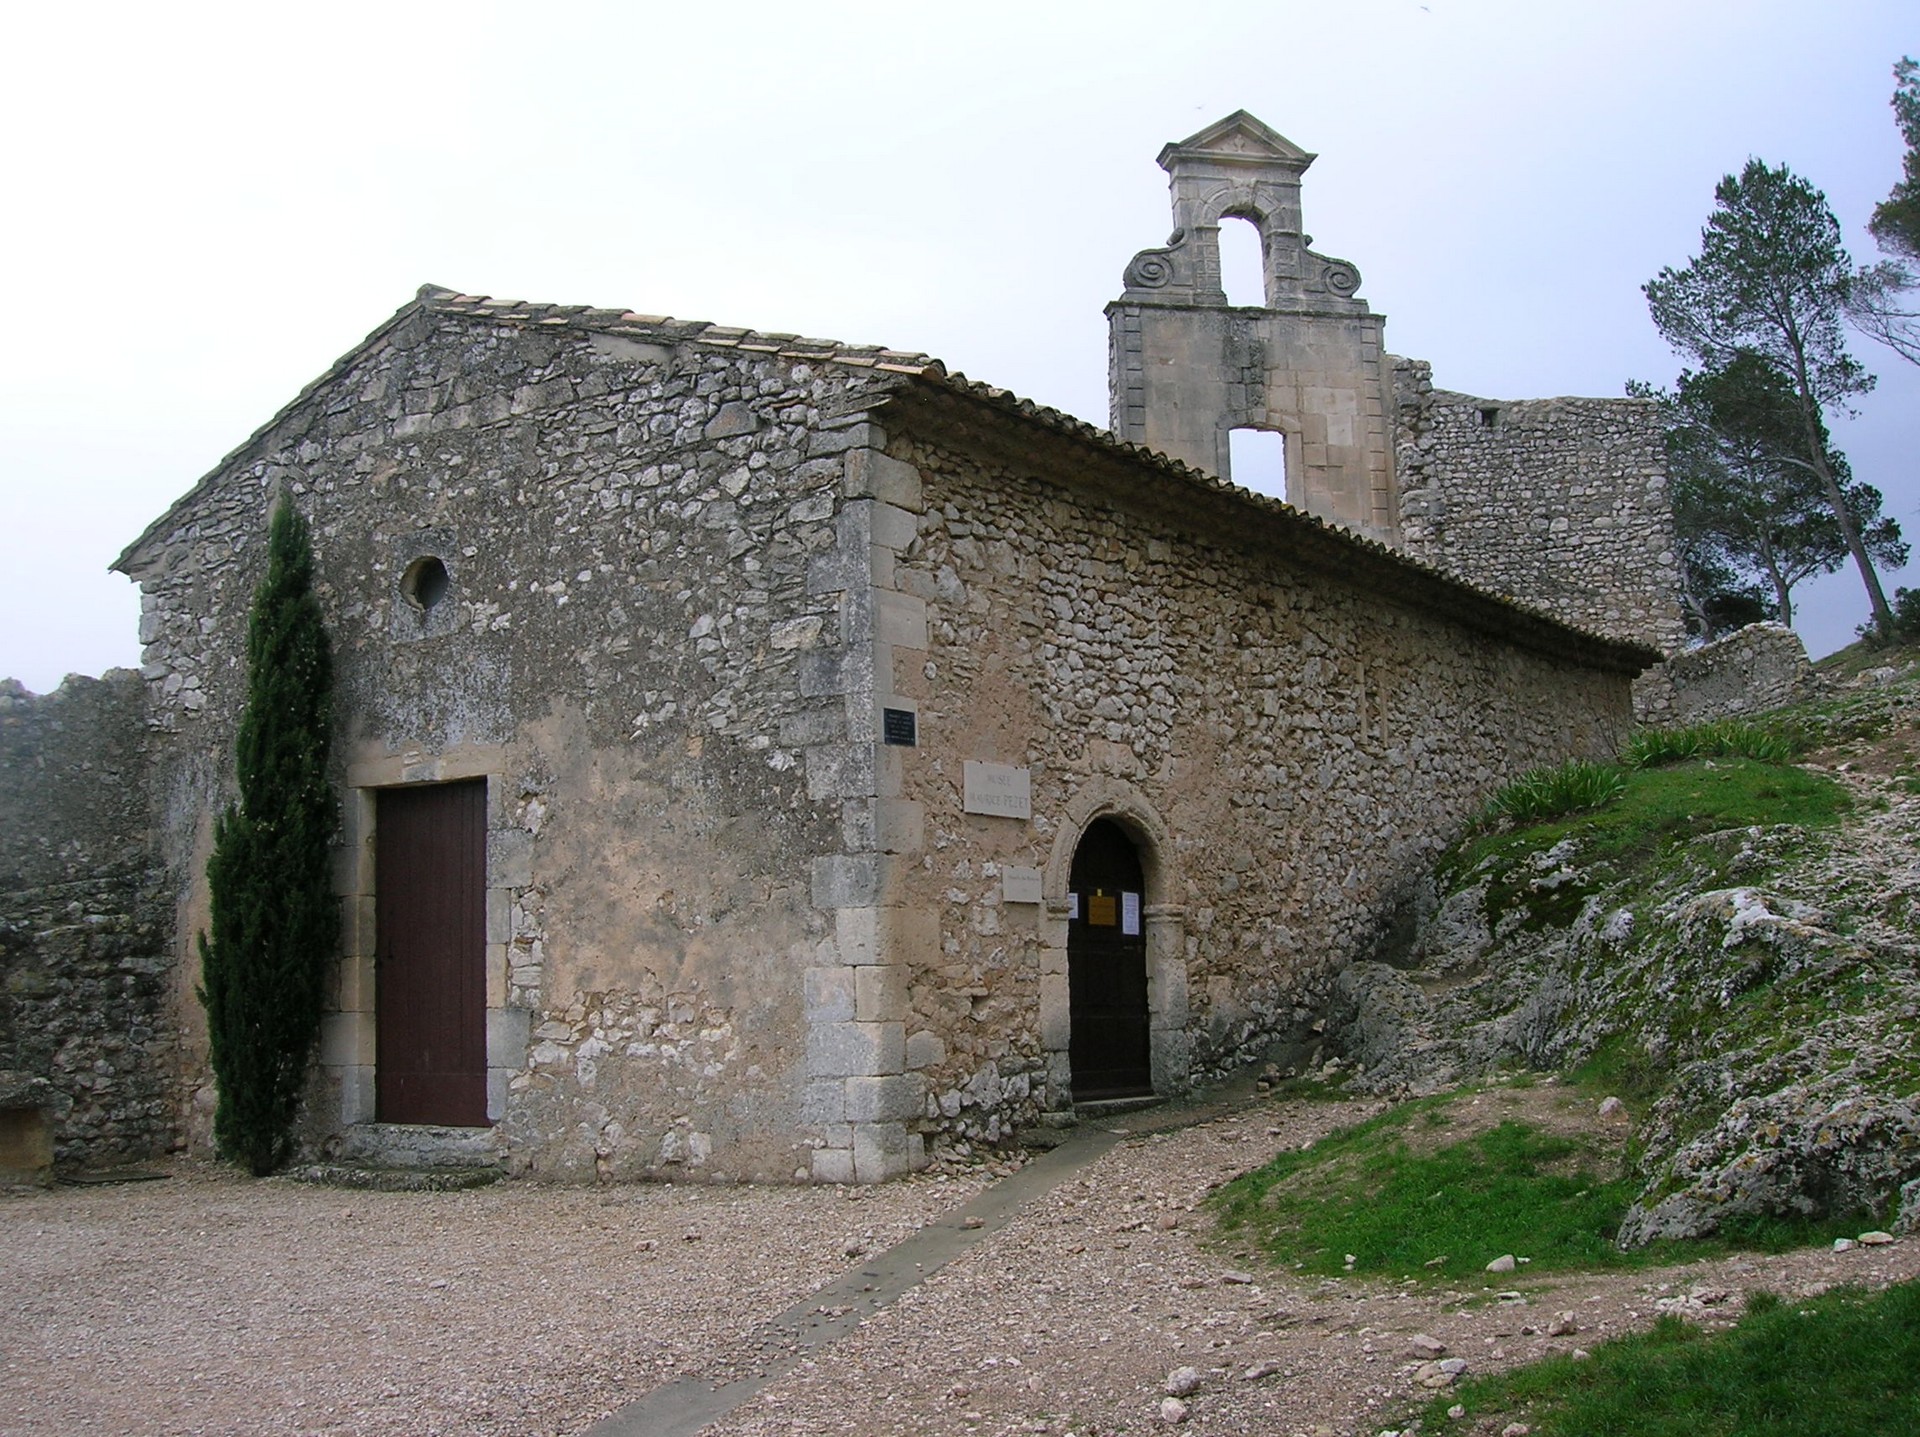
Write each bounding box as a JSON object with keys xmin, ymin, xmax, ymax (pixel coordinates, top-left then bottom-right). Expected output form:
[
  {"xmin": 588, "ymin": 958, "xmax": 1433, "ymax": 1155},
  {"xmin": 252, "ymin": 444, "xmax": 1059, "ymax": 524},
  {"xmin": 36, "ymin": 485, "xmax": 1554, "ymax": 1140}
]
[
  {"xmin": 1, "ymin": 1162, "xmax": 985, "ymax": 1436},
  {"xmin": 5, "ymin": 1095, "xmax": 1914, "ymax": 1437}
]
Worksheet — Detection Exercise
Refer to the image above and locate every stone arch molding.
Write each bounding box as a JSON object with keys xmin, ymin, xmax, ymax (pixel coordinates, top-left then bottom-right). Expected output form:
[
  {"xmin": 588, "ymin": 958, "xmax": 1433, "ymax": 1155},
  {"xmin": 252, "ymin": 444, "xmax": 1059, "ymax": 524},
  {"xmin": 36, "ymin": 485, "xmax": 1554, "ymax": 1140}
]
[
  {"xmin": 1038, "ymin": 778, "xmax": 1192, "ymax": 1106},
  {"xmin": 1042, "ymin": 776, "xmax": 1182, "ymax": 907},
  {"xmin": 1192, "ymin": 181, "xmax": 1271, "ymax": 232}
]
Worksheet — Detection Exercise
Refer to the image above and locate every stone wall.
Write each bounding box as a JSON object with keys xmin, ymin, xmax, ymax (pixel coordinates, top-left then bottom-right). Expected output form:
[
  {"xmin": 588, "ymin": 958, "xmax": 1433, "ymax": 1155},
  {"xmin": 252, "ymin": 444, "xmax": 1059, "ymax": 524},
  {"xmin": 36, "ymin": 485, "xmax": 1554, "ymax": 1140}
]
[
  {"xmin": 1633, "ymin": 622, "xmax": 1817, "ymax": 728},
  {"xmin": 117, "ymin": 293, "xmax": 917, "ymax": 1182},
  {"xmin": 0, "ymin": 671, "xmax": 152, "ymax": 886},
  {"xmin": 106, "ymin": 286, "xmax": 1662, "ymax": 1186},
  {"xmin": 0, "ymin": 869, "xmax": 172, "ymax": 1167},
  {"xmin": 870, "ymin": 392, "xmax": 1643, "ymax": 1160},
  {"xmin": 0, "ymin": 672, "xmax": 174, "ymax": 1167},
  {"xmin": 1393, "ymin": 360, "xmax": 1687, "ymax": 653}
]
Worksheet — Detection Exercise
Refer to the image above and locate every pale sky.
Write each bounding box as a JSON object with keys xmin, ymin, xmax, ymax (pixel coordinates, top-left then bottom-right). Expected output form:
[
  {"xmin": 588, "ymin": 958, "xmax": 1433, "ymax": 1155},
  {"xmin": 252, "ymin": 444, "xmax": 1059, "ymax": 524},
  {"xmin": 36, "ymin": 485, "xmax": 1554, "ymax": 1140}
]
[{"xmin": 4, "ymin": 0, "xmax": 1916, "ymax": 693}]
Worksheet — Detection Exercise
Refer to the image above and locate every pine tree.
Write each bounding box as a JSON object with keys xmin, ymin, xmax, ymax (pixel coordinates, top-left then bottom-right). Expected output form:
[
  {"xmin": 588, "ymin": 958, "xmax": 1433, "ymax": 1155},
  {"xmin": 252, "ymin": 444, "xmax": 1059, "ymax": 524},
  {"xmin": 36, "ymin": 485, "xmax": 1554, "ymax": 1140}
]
[
  {"xmin": 1869, "ymin": 57, "xmax": 1920, "ymax": 262},
  {"xmin": 1645, "ymin": 159, "xmax": 1897, "ymax": 638},
  {"xmin": 198, "ymin": 501, "xmax": 338, "ymax": 1175},
  {"xmin": 1854, "ymin": 59, "xmax": 1920, "ymax": 368},
  {"xmin": 1647, "ymin": 355, "xmax": 1906, "ymax": 630}
]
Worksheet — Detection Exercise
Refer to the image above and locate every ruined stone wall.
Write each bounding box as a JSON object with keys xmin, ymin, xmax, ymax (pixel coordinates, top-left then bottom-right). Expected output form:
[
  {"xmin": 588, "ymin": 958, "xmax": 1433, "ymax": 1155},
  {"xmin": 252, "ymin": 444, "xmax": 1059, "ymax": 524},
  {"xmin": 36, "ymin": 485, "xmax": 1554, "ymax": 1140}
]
[
  {"xmin": 879, "ymin": 422, "xmax": 1638, "ymax": 1159},
  {"xmin": 0, "ymin": 870, "xmax": 172, "ymax": 1167},
  {"xmin": 121, "ymin": 305, "xmax": 901, "ymax": 1182},
  {"xmin": 0, "ymin": 672, "xmax": 152, "ymax": 885},
  {"xmin": 1393, "ymin": 360, "xmax": 1686, "ymax": 654},
  {"xmin": 0, "ymin": 672, "xmax": 174, "ymax": 1166},
  {"xmin": 1633, "ymin": 622, "xmax": 1817, "ymax": 728}
]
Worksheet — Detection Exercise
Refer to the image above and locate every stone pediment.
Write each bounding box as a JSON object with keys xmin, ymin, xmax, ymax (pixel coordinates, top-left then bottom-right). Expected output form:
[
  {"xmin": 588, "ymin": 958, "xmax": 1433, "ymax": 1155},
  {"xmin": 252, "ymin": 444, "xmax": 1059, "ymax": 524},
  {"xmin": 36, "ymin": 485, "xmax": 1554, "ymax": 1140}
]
[{"xmin": 1157, "ymin": 110, "xmax": 1316, "ymax": 172}]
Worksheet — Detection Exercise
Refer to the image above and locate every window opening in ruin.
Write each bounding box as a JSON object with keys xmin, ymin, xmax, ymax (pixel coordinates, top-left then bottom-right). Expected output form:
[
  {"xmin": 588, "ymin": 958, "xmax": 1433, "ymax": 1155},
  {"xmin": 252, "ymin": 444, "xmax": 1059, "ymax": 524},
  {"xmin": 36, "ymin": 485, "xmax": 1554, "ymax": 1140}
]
[
  {"xmin": 1218, "ymin": 216, "xmax": 1265, "ymax": 308},
  {"xmin": 401, "ymin": 556, "xmax": 450, "ymax": 611},
  {"xmin": 1228, "ymin": 427, "xmax": 1289, "ymax": 502},
  {"xmin": 1478, "ymin": 406, "xmax": 1502, "ymax": 430}
]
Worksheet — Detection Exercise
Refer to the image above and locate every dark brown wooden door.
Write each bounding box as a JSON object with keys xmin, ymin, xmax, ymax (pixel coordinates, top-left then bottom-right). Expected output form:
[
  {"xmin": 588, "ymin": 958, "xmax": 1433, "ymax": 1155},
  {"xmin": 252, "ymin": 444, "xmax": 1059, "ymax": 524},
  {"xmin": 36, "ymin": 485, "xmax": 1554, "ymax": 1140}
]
[
  {"xmin": 1069, "ymin": 818, "xmax": 1152, "ymax": 1099},
  {"xmin": 376, "ymin": 780, "xmax": 489, "ymax": 1126}
]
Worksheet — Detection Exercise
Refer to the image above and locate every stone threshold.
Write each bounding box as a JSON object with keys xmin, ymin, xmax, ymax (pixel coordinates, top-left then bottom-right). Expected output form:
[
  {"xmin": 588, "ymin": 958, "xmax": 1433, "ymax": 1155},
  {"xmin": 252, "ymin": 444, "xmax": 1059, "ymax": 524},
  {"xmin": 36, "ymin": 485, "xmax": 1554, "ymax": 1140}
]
[
  {"xmin": 1073, "ymin": 1094, "xmax": 1166, "ymax": 1120},
  {"xmin": 287, "ymin": 1162, "xmax": 503, "ymax": 1192},
  {"xmin": 293, "ymin": 1121, "xmax": 507, "ymax": 1190}
]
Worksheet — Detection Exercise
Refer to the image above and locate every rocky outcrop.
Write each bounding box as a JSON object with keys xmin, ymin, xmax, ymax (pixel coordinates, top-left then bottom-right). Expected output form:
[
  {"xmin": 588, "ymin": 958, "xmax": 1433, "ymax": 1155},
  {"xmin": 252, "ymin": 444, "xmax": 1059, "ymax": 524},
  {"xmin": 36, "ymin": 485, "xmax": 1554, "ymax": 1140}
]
[{"xmin": 1327, "ymin": 661, "xmax": 1920, "ymax": 1245}]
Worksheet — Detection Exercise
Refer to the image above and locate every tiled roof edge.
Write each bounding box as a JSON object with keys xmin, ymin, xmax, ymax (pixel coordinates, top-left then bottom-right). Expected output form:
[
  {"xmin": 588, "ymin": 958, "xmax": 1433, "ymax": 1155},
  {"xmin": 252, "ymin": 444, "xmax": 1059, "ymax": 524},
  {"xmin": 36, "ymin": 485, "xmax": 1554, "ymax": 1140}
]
[{"xmin": 420, "ymin": 287, "xmax": 945, "ymax": 373}]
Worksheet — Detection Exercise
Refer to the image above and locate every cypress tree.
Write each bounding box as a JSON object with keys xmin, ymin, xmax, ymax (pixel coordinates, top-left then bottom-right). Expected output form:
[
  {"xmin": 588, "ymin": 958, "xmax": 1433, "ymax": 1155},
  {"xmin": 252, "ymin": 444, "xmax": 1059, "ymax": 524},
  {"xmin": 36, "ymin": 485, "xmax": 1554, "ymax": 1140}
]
[{"xmin": 198, "ymin": 501, "xmax": 338, "ymax": 1175}]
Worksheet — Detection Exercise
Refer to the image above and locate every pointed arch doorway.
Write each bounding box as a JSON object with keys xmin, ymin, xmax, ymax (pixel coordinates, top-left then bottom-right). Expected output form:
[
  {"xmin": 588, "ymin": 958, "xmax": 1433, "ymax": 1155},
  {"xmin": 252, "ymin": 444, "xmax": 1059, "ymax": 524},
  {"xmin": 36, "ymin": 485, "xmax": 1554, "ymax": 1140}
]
[{"xmin": 1068, "ymin": 818, "xmax": 1153, "ymax": 1099}]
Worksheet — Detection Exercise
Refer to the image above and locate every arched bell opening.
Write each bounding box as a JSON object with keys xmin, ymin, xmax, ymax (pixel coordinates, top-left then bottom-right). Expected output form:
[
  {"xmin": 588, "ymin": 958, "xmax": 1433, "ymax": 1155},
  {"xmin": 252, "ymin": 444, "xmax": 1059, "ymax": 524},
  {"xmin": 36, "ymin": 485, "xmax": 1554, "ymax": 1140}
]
[{"xmin": 1217, "ymin": 213, "xmax": 1268, "ymax": 308}]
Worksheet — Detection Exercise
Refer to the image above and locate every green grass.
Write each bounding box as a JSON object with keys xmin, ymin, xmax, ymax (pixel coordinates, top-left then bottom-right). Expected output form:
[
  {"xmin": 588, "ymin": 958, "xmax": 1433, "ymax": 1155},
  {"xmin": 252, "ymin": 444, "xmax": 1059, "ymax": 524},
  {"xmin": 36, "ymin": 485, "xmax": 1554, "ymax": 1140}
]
[
  {"xmin": 1451, "ymin": 757, "xmax": 1847, "ymax": 936},
  {"xmin": 1428, "ymin": 1282, "xmax": 1920, "ymax": 1436},
  {"xmin": 1211, "ymin": 1092, "xmax": 1864, "ymax": 1282},
  {"xmin": 1476, "ymin": 759, "xmax": 1628, "ymax": 828},
  {"xmin": 1814, "ymin": 629, "xmax": 1920, "ymax": 679},
  {"xmin": 1624, "ymin": 719, "xmax": 1803, "ymax": 770},
  {"xmin": 1565, "ymin": 1033, "xmax": 1671, "ymax": 1110},
  {"xmin": 1213, "ymin": 1101, "xmax": 1641, "ymax": 1282},
  {"xmin": 1453, "ymin": 757, "xmax": 1849, "ymax": 890}
]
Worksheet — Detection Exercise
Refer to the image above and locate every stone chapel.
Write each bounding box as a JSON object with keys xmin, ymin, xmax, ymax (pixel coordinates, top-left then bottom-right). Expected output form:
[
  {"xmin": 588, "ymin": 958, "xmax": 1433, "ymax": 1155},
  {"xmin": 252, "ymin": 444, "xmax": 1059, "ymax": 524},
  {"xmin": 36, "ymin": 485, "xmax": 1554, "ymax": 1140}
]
[{"xmin": 4, "ymin": 114, "xmax": 1678, "ymax": 1183}]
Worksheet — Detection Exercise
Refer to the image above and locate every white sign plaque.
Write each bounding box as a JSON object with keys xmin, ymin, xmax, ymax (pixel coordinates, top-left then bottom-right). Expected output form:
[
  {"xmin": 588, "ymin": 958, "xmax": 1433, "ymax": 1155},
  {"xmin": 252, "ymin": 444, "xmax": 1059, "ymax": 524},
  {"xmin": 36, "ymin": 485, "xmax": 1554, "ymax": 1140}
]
[
  {"xmin": 962, "ymin": 761, "xmax": 1031, "ymax": 820},
  {"xmin": 1001, "ymin": 866, "xmax": 1043, "ymax": 904}
]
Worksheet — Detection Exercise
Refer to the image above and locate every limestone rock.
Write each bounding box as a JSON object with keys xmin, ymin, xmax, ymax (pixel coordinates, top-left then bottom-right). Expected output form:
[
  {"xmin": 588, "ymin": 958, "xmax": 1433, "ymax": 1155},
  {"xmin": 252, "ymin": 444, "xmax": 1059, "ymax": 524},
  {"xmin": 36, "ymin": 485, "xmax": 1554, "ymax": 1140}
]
[
  {"xmin": 1414, "ymin": 1357, "xmax": 1469, "ymax": 1388},
  {"xmin": 1326, "ymin": 689, "xmax": 1920, "ymax": 1253}
]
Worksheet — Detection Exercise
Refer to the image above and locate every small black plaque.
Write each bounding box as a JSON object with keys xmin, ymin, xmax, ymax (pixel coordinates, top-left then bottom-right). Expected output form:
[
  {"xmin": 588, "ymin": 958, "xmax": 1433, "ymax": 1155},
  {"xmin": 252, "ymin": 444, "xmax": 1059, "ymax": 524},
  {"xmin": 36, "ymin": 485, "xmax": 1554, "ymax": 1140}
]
[{"xmin": 882, "ymin": 707, "xmax": 917, "ymax": 747}]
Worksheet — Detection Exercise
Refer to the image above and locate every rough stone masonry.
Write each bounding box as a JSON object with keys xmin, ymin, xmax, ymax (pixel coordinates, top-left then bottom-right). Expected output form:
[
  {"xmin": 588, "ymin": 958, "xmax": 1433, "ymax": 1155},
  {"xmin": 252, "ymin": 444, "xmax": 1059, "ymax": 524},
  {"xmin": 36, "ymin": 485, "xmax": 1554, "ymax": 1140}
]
[{"xmin": 8, "ymin": 113, "xmax": 1677, "ymax": 1181}]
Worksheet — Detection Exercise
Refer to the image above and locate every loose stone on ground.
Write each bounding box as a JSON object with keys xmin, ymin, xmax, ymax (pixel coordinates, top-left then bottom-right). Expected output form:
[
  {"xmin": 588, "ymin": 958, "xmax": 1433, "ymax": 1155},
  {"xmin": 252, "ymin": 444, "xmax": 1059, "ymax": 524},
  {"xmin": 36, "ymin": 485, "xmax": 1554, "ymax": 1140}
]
[{"xmin": 5, "ymin": 1091, "xmax": 1917, "ymax": 1436}]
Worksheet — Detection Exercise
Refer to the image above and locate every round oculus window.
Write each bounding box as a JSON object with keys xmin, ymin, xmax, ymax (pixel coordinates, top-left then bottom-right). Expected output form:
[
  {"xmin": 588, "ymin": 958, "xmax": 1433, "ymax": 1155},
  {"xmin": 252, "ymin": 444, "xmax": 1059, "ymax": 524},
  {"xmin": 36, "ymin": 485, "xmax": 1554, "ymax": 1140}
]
[{"xmin": 401, "ymin": 555, "xmax": 451, "ymax": 611}]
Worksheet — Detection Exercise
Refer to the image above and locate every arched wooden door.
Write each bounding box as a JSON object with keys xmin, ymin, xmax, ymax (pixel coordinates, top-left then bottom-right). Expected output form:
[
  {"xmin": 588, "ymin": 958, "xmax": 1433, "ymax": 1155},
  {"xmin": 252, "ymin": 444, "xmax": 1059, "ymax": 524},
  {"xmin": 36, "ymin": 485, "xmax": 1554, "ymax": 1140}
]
[{"xmin": 1068, "ymin": 818, "xmax": 1152, "ymax": 1099}]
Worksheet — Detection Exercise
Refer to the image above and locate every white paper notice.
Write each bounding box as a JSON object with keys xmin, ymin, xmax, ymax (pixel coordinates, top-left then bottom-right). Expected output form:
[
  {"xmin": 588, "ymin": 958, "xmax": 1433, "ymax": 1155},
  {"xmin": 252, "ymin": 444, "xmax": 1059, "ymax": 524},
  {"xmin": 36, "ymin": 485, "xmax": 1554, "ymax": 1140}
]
[{"xmin": 1122, "ymin": 891, "xmax": 1141, "ymax": 936}]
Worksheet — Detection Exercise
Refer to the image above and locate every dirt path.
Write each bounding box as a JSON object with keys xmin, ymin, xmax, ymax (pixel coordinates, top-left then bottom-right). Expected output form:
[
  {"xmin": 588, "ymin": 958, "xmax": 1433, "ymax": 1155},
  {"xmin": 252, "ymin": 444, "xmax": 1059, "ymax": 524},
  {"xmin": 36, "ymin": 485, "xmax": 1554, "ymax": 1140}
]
[{"xmin": 5, "ymin": 1093, "xmax": 1914, "ymax": 1437}]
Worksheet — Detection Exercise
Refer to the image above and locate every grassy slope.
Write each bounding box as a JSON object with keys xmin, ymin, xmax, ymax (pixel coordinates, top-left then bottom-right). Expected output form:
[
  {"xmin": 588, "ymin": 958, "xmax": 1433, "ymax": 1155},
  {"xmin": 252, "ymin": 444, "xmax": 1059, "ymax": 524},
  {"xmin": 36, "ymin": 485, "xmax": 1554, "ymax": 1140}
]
[
  {"xmin": 1430, "ymin": 1282, "xmax": 1920, "ymax": 1436},
  {"xmin": 1216, "ymin": 638, "xmax": 1920, "ymax": 1437}
]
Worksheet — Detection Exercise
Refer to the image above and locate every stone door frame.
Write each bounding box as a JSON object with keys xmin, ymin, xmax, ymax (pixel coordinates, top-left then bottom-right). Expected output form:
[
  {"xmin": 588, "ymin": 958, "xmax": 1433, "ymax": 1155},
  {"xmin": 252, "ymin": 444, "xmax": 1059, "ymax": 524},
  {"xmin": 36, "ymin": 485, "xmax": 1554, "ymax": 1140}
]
[
  {"xmin": 326, "ymin": 744, "xmax": 531, "ymax": 1133},
  {"xmin": 1039, "ymin": 778, "xmax": 1190, "ymax": 1108}
]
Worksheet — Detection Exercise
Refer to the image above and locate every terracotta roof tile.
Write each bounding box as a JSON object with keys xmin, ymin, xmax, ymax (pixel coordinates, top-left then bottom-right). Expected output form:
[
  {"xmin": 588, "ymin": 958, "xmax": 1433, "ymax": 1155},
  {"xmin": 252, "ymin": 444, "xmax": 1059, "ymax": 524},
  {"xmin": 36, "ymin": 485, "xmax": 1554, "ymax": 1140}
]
[{"xmin": 419, "ymin": 288, "xmax": 943, "ymax": 376}]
